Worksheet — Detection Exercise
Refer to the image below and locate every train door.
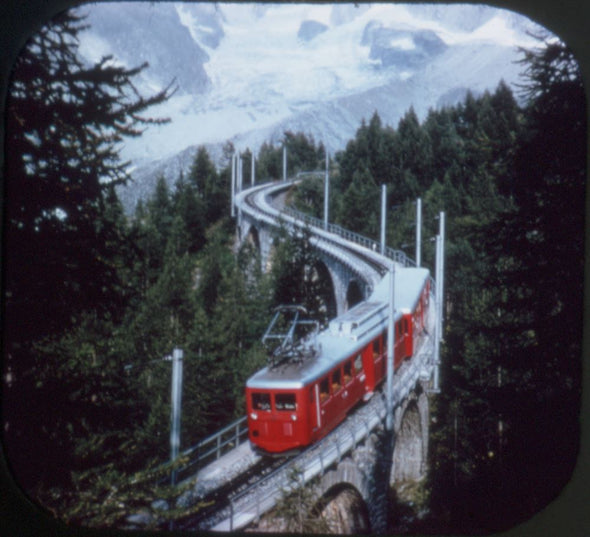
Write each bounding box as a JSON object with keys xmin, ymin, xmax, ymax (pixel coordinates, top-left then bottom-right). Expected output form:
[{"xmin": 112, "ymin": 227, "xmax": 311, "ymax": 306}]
[
  {"xmin": 369, "ymin": 335, "xmax": 385, "ymax": 388},
  {"xmin": 309, "ymin": 384, "xmax": 321, "ymax": 435},
  {"xmin": 402, "ymin": 315, "xmax": 413, "ymax": 358},
  {"xmin": 317, "ymin": 366, "xmax": 347, "ymax": 434},
  {"xmin": 314, "ymin": 375, "xmax": 331, "ymax": 438},
  {"xmin": 344, "ymin": 357, "xmax": 362, "ymax": 406}
]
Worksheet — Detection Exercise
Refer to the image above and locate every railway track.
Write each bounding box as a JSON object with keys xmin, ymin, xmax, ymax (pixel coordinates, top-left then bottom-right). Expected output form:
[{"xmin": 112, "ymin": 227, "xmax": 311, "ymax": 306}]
[
  {"xmin": 174, "ymin": 454, "xmax": 294, "ymax": 530},
  {"xmin": 168, "ymin": 178, "xmax": 435, "ymax": 531},
  {"xmin": 241, "ymin": 180, "xmax": 392, "ymax": 281}
]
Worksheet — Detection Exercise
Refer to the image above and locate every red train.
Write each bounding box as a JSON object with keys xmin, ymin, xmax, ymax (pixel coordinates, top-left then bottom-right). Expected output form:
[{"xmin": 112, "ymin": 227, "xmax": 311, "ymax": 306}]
[{"xmin": 245, "ymin": 267, "xmax": 431, "ymax": 455}]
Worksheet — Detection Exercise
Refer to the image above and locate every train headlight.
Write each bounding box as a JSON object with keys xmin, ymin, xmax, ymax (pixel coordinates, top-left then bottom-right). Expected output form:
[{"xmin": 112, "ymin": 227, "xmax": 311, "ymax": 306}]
[
  {"xmin": 250, "ymin": 412, "xmax": 258, "ymax": 420},
  {"xmin": 291, "ymin": 414, "xmax": 297, "ymax": 421}
]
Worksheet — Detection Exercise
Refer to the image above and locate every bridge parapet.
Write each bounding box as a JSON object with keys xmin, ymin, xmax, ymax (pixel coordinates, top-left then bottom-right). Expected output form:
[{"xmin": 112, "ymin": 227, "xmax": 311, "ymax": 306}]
[{"xmin": 236, "ymin": 180, "xmax": 419, "ymax": 315}]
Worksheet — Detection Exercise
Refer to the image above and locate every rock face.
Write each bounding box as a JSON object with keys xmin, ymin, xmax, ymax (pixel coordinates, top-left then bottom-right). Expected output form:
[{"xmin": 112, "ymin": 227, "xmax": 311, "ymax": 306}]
[
  {"xmin": 177, "ymin": 3, "xmax": 225, "ymax": 49},
  {"xmin": 82, "ymin": 3, "xmax": 211, "ymax": 95},
  {"xmin": 75, "ymin": 3, "xmax": 545, "ymax": 210},
  {"xmin": 321, "ymin": 488, "xmax": 371, "ymax": 534},
  {"xmin": 297, "ymin": 20, "xmax": 329, "ymax": 42},
  {"xmin": 362, "ymin": 22, "xmax": 447, "ymax": 69}
]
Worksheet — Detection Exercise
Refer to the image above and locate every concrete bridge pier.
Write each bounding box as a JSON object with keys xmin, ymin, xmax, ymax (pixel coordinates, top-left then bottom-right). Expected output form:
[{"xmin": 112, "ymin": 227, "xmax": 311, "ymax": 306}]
[
  {"xmin": 237, "ymin": 218, "xmax": 372, "ymax": 317},
  {"xmin": 391, "ymin": 384, "xmax": 430, "ymax": 484},
  {"xmin": 316, "ymin": 428, "xmax": 395, "ymax": 534},
  {"xmin": 313, "ymin": 385, "xmax": 430, "ymax": 534}
]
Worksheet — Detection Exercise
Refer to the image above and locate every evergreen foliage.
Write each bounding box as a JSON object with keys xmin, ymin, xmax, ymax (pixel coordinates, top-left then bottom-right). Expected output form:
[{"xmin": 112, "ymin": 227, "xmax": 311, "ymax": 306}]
[
  {"xmin": 2, "ymin": 9, "xmax": 583, "ymax": 532},
  {"xmin": 425, "ymin": 37, "xmax": 583, "ymax": 531},
  {"xmin": 255, "ymin": 131, "xmax": 324, "ymax": 181},
  {"xmin": 3, "ymin": 8, "xmax": 173, "ymax": 493},
  {"xmin": 270, "ymin": 225, "xmax": 336, "ymax": 326},
  {"xmin": 287, "ymin": 35, "xmax": 583, "ymax": 533}
]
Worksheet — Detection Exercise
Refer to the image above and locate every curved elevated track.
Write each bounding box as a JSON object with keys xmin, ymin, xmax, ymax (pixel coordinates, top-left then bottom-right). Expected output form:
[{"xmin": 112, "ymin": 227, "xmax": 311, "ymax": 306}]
[{"xmin": 172, "ymin": 179, "xmax": 438, "ymax": 531}]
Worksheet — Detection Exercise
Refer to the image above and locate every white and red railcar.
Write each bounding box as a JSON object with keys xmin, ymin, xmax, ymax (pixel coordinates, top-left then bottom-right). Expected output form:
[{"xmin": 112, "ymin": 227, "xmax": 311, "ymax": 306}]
[{"xmin": 246, "ymin": 267, "xmax": 431, "ymax": 455}]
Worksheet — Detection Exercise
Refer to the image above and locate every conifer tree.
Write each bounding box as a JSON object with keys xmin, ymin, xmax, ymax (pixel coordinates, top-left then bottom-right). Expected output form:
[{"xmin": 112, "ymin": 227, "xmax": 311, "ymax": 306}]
[
  {"xmin": 270, "ymin": 226, "xmax": 336, "ymax": 325},
  {"xmin": 482, "ymin": 36, "xmax": 584, "ymax": 518},
  {"xmin": 173, "ymin": 172, "xmax": 206, "ymax": 254},
  {"xmin": 257, "ymin": 141, "xmax": 282, "ymax": 180},
  {"xmin": 428, "ymin": 37, "xmax": 584, "ymax": 530},
  {"xmin": 395, "ymin": 107, "xmax": 433, "ymax": 190},
  {"xmin": 4, "ymin": 10, "xmax": 172, "ymax": 343},
  {"xmin": 283, "ymin": 131, "xmax": 321, "ymax": 174},
  {"xmin": 3, "ymin": 8, "xmax": 172, "ymax": 493}
]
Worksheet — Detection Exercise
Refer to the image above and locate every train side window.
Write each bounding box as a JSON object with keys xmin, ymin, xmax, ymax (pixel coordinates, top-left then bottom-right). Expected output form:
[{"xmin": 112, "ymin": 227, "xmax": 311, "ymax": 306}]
[
  {"xmin": 354, "ymin": 354, "xmax": 363, "ymax": 374},
  {"xmin": 332, "ymin": 369, "xmax": 342, "ymax": 393},
  {"xmin": 275, "ymin": 393, "xmax": 297, "ymax": 411},
  {"xmin": 344, "ymin": 361, "xmax": 353, "ymax": 384},
  {"xmin": 252, "ymin": 393, "xmax": 271, "ymax": 411},
  {"xmin": 373, "ymin": 338, "xmax": 380, "ymax": 358},
  {"xmin": 320, "ymin": 378, "xmax": 329, "ymax": 402}
]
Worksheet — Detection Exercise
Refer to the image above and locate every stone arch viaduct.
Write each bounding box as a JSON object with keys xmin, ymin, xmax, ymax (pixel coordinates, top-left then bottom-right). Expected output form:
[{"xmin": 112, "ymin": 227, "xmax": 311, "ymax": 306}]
[
  {"xmin": 172, "ymin": 177, "xmax": 442, "ymax": 533},
  {"xmin": 235, "ymin": 182, "xmax": 381, "ymax": 316}
]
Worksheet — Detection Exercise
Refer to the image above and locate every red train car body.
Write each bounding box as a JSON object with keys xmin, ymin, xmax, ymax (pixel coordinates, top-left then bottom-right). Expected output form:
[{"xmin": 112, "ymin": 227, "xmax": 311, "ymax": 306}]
[{"xmin": 246, "ymin": 267, "xmax": 431, "ymax": 455}]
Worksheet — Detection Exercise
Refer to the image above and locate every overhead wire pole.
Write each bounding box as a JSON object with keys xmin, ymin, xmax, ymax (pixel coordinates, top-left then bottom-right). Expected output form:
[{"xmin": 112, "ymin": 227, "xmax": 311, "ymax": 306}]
[
  {"xmin": 432, "ymin": 210, "xmax": 445, "ymax": 393},
  {"xmin": 433, "ymin": 235, "xmax": 441, "ymax": 393},
  {"xmin": 283, "ymin": 145, "xmax": 287, "ymax": 181},
  {"xmin": 416, "ymin": 198, "xmax": 423, "ymax": 266},
  {"xmin": 439, "ymin": 211, "xmax": 445, "ymax": 337},
  {"xmin": 386, "ymin": 262, "xmax": 396, "ymax": 431},
  {"xmin": 168, "ymin": 348, "xmax": 184, "ymax": 486},
  {"xmin": 324, "ymin": 151, "xmax": 330, "ymax": 230},
  {"xmin": 380, "ymin": 184, "xmax": 387, "ymax": 255},
  {"xmin": 238, "ymin": 153, "xmax": 243, "ymax": 193},
  {"xmin": 231, "ymin": 153, "xmax": 236, "ymax": 217},
  {"xmin": 237, "ymin": 153, "xmax": 243, "ymax": 227},
  {"xmin": 251, "ymin": 152, "xmax": 256, "ymax": 186}
]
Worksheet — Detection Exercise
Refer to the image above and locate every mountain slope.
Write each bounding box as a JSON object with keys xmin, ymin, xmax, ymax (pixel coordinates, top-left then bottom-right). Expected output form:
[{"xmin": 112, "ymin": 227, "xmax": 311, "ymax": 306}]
[{"xmin": 75, "ymin": 2, "xmax": 547, "ymax": 210}]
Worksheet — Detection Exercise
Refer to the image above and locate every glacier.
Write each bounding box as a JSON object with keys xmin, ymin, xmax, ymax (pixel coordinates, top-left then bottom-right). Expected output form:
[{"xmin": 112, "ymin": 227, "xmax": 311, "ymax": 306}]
[{"xmin": 74, "ymin": 2, "xmax": 549, "ymax": 210}]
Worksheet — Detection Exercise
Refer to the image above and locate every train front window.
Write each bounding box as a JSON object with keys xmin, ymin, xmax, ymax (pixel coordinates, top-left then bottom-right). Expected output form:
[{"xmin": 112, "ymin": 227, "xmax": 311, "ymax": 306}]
[
  {"xmin": 252, "ymin": 393, "xmax": 271, "ymax": 411},
  {"xmin": 275, "ymin": 393, "xmax": 297, "ymax": 411}
]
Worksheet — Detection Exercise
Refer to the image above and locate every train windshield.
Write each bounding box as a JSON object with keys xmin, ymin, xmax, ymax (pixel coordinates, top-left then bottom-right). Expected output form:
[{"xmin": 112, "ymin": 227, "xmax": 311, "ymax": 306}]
[
  {"xmin": 275, "ymin": 393, "xmax": 297, "ymax": 411},
  {"xmin": 252, "ymin": 392, "xmax": 271, "ymax": 411}
]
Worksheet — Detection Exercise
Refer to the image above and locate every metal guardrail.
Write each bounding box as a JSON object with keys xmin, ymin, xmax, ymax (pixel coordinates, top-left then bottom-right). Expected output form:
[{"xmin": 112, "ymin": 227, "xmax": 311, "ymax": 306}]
[
  {"xmin": 163, "ymin": 416, "xmax": 249, "ymax": 484},
  {"xmin": 281, "ymin": 205, "xmax": 416, "ymax": 269}
]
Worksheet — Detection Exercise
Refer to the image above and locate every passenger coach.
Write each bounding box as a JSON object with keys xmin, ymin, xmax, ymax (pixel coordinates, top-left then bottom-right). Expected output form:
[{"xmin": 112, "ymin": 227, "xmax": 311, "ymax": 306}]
[{"xmin": 246, "ymin": 267, "xmax": 431, "ymax": 455}]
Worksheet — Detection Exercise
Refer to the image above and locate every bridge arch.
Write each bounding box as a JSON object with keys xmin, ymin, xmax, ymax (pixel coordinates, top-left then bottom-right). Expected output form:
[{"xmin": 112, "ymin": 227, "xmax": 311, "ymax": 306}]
[
  {"xmin": 392, "ymin": 388, "xmax": 430, "ymax": 483},
  {"xmin": 318, "ymin": 483, "xmax": 371, "ymax": 534},
  {"xmin": 245, "ymin": 224, "xmax": 261, "ymax": 254},
  {"xmin": 346, "ymin": 279, "xmax": 364, "ymax": 310},
  {"xmin": 309, "ymin": 258, "xmax": 338, "ymax": 322}
]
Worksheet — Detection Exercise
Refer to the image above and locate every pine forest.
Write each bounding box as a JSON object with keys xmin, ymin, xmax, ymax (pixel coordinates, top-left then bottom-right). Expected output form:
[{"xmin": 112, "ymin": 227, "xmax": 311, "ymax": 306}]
[{"xmin": 2, "ymin": 8, "xmax": 585, "ymax": 533}]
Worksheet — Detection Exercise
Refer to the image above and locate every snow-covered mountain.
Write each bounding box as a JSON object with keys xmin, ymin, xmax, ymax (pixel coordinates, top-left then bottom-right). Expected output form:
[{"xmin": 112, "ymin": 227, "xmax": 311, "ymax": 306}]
[{"xmin": 76, "ymin": 2, "xmax": 548, "ymax": 210}]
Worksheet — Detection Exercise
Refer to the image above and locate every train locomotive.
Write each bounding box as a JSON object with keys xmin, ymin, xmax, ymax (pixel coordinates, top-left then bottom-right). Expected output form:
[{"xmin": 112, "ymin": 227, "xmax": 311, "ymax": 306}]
[{"xmin": 245, "ymin": 266, "xmax": 431, "ymax": 455}]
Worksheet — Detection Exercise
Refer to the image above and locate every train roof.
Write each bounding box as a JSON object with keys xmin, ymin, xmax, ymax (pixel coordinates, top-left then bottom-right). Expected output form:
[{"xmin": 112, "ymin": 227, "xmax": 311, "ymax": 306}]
[{"xmin": 246, "ymin": 267, "xmax": 430, "ymax": 390}]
